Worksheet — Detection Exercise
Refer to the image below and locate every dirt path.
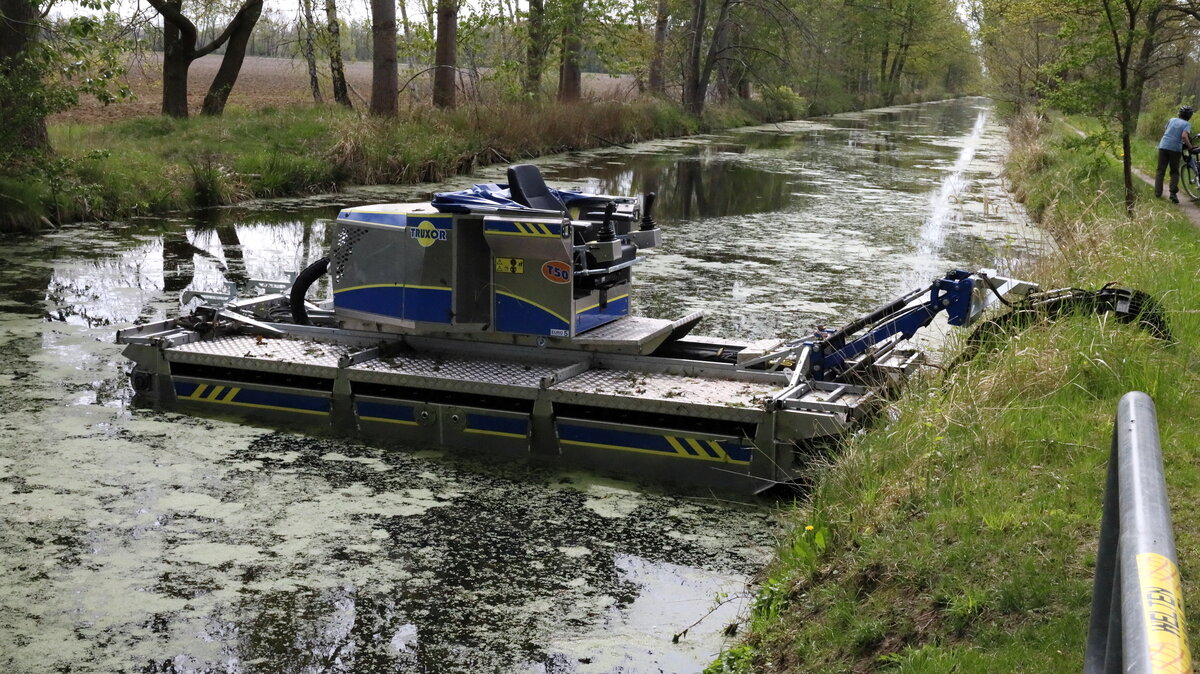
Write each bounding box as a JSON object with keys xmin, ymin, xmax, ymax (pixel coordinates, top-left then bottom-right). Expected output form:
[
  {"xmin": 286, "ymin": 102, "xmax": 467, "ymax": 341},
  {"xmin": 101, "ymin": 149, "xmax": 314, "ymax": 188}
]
[{"xmin": 1133, "ymin": 163, "xmax": 1200, "ymax": 228}]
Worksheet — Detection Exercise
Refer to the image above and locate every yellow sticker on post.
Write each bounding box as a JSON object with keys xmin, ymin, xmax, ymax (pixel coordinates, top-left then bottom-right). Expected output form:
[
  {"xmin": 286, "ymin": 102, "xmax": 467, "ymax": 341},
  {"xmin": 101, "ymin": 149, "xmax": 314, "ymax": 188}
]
[
  {"xmin": 1137, "ymin": 552, "xmax": 1192, "ymax": 673},
  {"xmin": 495, "ymin": 257, "xmax": 525, "ymax": 274}
]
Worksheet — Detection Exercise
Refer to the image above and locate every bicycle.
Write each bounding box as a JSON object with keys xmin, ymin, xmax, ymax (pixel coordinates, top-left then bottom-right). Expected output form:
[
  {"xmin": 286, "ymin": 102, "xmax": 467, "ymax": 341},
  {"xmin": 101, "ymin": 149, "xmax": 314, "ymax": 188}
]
[{"xmin": 1181, "ymin": 148, "xmax": 1200, "ymax": 200}]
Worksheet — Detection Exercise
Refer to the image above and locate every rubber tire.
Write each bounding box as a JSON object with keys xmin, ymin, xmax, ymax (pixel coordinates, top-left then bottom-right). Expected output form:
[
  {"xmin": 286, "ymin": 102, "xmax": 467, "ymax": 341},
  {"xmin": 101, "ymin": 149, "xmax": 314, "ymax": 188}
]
[
  {"xmin": 1183, "ymin": 160, "xmax": 1200, "ymax": 200},
  {"xmin": 289, "ymin": 256, "xmax": 330, "ymax": 325}
]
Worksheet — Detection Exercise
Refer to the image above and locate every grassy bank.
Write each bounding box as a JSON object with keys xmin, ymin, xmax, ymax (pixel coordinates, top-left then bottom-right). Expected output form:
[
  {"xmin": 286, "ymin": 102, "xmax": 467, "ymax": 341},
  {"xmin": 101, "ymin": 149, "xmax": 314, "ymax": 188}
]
[
  {"xmin": 0, "ymin": 98, "xmax": 786, "ymax": 232},
  {"xmin": 714, "ymin": 113, "xmax": 1200, "ymax": 672}
]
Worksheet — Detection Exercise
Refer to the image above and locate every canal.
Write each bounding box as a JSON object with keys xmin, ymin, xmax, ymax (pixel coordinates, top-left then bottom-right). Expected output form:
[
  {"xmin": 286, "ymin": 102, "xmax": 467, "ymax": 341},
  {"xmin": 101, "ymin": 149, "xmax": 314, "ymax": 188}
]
[{"xmin": 0, "ymin": 98, "xmax": 1048, "ymax": 672}]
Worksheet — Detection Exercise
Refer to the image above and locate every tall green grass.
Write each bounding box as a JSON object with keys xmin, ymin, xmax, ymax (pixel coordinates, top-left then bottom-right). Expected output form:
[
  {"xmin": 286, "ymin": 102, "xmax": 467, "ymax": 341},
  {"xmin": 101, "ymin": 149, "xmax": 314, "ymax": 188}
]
[
  {"xmin": 718, "ymin": 113, "xmax": 1200, "ymax": 672},
  {"xmin": 2, "ymin": 99, "xmax": 748, "ymax": 232}
]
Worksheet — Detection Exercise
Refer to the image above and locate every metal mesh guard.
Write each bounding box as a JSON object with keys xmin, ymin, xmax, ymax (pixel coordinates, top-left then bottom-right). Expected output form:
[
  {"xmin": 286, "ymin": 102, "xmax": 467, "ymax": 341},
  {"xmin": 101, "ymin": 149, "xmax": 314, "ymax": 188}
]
[
  {"xmin": 173, "ymin": 335, "xmax": 349, "ymax": 367},
  {"xmin": 355, "ymin": 353, "xmax": 556, "ymax": 388},
  {"xmin": 554, "ymin": 369, "xmax": 774, "ymax": 408}
]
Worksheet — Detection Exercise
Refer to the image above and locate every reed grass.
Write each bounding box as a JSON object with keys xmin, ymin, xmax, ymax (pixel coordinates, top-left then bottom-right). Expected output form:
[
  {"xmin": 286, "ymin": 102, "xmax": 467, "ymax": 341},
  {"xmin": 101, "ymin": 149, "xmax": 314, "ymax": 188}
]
[
  {"xmin": 716, "ymin": 112, "xmax": 1200, "ymax": 672},
  {"xmin": 1, "ymin": 99, "xmax": 745, "ymax": 232}
]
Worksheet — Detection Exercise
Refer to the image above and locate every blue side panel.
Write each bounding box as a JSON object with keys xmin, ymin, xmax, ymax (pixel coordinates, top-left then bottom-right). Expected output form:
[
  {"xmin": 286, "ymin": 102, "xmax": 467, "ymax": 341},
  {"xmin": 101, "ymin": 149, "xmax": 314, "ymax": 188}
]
[
  {"xmin": 495, "ymin": 294, "xmax": 569, "ymax": 336},
  {"xmin": 403, "ymin": 287, "xmax": 453, "ymax": 324},
  {"xmin": 558, "ymin": 423, "xmax": 753, "ymax": 464},
  {"xmin": 356, "ymin": 400, "xmax": 417, "ymax": 423},
  {"xmin": 561, "ymin": 424, "xmax": 680, "ymax": 455},
  {"xmin": 173, "ymin": 381, "xmax": 330, "ymax": 414},
  {"xmin": 335, "ymin": 286, "xmax": 404, "ymax": 318},
  {"xmin": 334, "ymin": 287, "xmax": 452, "ymax": 324},
  {"xmin": 466, "ymin": 413, "xmax": 529, "ymax": 437},
  {"xmin": 576, "ymin": 295, "xmax": 631, "ymax": 333},
  {"xmin": 234, "ymin": 388, "xmax": 331, "ymax": 413},
  {"xmin": 720, "ymin": 442, "xmax": 754, "ymax": 463}
]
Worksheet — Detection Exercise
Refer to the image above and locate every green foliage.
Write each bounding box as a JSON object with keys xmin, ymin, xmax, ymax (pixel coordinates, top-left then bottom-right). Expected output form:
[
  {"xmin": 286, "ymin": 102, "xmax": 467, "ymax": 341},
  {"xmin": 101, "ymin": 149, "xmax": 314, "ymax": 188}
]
[
  {"xmin": 0, "ymin": 5, "xmax": 131, "ymax": 166},
  {"xmin": 234, "ymin": 151, "xmax": 335, "ymax": 196},
  {"xmin": 762, "ymin": 86, "xmax": 809, "ymax": 120},
  {"xmin": 187, "ymin": 154, "xmax": 239, "ymax": 208},
  {"xmin": 703, "ymin": 645, "xmax": 754, "ymax": 674},
  {"xmin": 0, "ymin": 176, "xmax": 49, "ymax": 232}
]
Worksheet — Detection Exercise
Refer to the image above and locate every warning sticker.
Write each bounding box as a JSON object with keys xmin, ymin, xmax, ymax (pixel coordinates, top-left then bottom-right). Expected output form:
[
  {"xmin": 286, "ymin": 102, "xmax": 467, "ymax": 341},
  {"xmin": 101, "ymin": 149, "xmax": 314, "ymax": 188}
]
[
  {"xmin": 1137, "ymin": 552, "xmax": 1193, "ymax": 674},
  {"xmin": 495, "ymin": 257, "xmax": 525, "ymax": 274}
]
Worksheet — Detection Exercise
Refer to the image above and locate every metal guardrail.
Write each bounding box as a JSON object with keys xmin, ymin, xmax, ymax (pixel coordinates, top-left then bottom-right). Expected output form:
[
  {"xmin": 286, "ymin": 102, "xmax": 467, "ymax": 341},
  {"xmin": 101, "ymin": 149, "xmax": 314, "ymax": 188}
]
[{"xmin": 1085, "ymin": 391, "xmax": 1192, "ymax": 673}]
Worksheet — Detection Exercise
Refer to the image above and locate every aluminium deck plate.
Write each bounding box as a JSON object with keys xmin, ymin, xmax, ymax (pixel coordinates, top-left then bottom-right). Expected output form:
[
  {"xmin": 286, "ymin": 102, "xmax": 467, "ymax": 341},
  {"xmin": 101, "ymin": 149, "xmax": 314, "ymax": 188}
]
[
  {"xmin": 168, "ymin": 335, "xmax": 349, "ymax": 378},
  {"xmin": 547, "ymin": 369, "xmax": 773, "ymax": 423},
  {"xmin": 571, "ymin": 311, "xmax": 705, "ymax": 354},
  {"xmin": 348, "ymin": 352, "xmax": 560, "ymax": 397}
]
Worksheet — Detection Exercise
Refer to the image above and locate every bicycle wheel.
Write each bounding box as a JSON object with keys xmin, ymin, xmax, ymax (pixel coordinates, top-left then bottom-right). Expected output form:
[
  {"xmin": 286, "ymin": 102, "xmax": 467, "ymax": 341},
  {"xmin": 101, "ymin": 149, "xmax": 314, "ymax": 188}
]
[{"xmin": 1182, "ymin": 160, "xmax": 1200, "ymax": 200}]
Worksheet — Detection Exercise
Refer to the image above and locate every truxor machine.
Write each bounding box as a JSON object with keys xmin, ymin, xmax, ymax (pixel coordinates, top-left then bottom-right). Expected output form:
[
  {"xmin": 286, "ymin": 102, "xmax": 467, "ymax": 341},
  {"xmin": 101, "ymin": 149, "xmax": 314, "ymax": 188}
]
[{"xmin": 118, "ymin": 165, "xmax": 1037, "ymax": 493}]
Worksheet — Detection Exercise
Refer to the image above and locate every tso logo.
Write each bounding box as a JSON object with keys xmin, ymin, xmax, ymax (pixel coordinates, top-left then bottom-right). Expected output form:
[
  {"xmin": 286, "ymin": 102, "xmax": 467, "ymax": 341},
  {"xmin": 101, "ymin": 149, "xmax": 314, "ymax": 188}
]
[
  {"xmin": 410, "ymin": 220, "xmax": 448, "ymax": 248},
  {"xmin": 541, "ymin": 260, "xmax": 571, "ymax": 284}
]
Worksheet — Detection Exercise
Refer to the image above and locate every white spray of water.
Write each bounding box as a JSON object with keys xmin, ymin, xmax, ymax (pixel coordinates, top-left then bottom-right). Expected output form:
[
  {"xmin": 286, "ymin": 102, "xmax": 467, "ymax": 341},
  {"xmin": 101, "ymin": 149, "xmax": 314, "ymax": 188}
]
[{"xmin": 904, "ymin": 109, "xmax": 989, "ymax": 287}]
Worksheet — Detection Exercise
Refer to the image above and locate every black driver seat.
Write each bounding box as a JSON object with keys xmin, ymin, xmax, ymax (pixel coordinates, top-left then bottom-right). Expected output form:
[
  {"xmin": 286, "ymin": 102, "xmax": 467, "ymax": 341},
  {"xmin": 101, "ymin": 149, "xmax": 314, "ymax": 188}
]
[{"xmin": 507, "ymin": 164, "xmax": 568, "ymax": 213}]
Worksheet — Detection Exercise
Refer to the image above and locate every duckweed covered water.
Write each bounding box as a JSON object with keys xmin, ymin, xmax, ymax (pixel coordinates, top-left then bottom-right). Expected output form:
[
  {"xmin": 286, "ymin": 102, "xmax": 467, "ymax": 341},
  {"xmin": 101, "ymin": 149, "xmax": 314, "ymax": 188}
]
[{"xmin": 0, "ymin": 98, "xmax": 1047, "ymax": 672}]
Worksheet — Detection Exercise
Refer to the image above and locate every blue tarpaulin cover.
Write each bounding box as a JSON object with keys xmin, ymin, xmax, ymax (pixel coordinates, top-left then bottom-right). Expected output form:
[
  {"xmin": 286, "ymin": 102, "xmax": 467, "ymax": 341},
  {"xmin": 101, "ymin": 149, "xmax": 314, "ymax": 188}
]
[{"xmin": 431, "ymin": 183, "xmax": 598, "ymax": 213}]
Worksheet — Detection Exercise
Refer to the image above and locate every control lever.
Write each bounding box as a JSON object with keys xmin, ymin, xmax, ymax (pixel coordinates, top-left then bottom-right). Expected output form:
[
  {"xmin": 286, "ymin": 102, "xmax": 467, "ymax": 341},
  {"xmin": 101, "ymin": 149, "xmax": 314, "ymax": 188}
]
[
  {"xmin": 597, "ymin": 202, "xmax": 617, "ymax": 242},
  {"xmin": 640, "ymin": 192, "xmax": 657, "ymax": 231}
]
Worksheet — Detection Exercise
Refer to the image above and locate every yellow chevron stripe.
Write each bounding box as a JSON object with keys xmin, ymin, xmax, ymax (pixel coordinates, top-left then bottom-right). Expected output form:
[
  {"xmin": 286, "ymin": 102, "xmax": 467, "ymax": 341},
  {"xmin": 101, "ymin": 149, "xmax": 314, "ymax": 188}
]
[
  {"xmin": 188, "ymin": 384, "xmax": 208, "ymax": 400},
  {"xmin": 686, "ymin": 437, "xmax": 708, "ymax": 456},
  {"xmin": 205, "ymin": 385, "xmax": 226, "ymax": 401},
  {"xmin": 222, "ymin": 387, "xmax": 241, "ymax": 402},
  {"xmin": 665, "ymin": 435, "xmax": 690, "ymax": 456}
]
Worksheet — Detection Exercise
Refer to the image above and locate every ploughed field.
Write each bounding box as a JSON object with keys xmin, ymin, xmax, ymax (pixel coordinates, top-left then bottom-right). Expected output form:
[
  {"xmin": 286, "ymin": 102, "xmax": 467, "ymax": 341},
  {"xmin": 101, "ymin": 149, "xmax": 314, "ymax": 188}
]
[{"xmin": 51, "ymin": 54, "xmax": 637, "ymax": 125}]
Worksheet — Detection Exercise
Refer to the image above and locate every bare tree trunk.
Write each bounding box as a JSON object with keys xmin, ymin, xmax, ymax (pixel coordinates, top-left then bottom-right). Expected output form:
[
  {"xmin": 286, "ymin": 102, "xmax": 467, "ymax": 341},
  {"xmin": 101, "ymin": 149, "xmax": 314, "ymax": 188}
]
[
  {"xmin": 398, "ymin": 0, "xmax": 412, "ymax": 66},
  {"xmin": 422, "ymin": 0, "xmax": 435, "ymax": 37},
  {"xmin": 557, "ymin": 0, "xmax": 582, "ymax": 103},
  {"xmin": 522, "ymin": 0, "xmax": 545, "ymax": 96},
  {"xmin": 697, "ymin": 0, "xmax": 730, "ymax": 108},
  {"xmin": 370, "ymin": 0, "xmax": 398, "ymax": 115},
  {"xmin": 682, "ymin": 0, "xmax": 707, "ymax": 114},
  {"xmin": 160, "ymin": 0, "xmax": 195, "ymax": 117},
  {"xmin": 299, "ymin": 0, "xmax": 324, "ymax": 102},
  {"xmin": 432, "ymin": 0, "xmax": 457, "ymax": 108},
  {"xmin": 0, "ymin": 0, "xmax": 49, "ymax": 152},
  {"xmin": 648, "ymin": 0, "xmax": 668, "ymax": 95},
  {"xmin": 325, "ymin": 0, "xmax": 352, "ymax": 107},
  {"xmin": 202, "ymin": 0, "xmax": 264, "ymax": 115},
  {"xmin": 151, "ymin": 0, "xmax": 262, "ymax": 118}
]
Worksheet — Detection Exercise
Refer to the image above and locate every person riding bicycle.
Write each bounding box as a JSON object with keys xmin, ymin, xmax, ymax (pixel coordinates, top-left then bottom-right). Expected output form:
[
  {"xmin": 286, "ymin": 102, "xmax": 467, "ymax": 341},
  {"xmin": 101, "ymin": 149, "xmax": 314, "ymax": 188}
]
[{"xmin": 1155, "ymin": 105, "xmax": 1195, "ymax": 203}]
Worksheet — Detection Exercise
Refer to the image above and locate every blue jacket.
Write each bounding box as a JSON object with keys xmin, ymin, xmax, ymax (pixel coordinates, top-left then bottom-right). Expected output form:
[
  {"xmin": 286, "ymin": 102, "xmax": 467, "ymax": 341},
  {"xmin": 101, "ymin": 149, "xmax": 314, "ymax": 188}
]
[{"xmin": 1159, "ymin": 117, "xmax": 1191, "ymax": 152}]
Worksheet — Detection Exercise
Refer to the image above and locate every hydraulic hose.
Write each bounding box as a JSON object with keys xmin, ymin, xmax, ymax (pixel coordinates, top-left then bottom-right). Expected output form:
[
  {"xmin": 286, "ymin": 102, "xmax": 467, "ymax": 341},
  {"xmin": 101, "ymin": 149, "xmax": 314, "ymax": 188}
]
[{"xmin": 289, "ymin": 256, "xmax": 330, "ymax": 325}]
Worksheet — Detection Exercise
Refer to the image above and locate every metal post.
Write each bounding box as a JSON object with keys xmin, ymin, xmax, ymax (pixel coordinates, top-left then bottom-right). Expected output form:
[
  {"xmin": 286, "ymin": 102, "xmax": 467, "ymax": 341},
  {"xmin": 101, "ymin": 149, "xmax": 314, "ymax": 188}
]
[{"xmin": 1084, "ymin": 391, "xmax": 1192, "ymax": 673}]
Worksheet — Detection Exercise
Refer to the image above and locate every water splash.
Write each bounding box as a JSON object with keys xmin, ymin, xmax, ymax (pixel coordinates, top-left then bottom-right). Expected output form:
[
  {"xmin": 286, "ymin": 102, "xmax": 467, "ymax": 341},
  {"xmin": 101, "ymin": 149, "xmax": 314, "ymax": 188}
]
[{"xmin": 903, "ymin": 109, "xmax": 989, "ymax": 287}]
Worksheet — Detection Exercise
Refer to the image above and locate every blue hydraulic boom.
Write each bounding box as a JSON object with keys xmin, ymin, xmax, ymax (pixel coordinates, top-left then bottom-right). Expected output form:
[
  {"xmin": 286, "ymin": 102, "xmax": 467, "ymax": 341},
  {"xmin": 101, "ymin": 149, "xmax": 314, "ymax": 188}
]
[
  {"xmin": 745, "ymin": 270, "xmax": 1038, "ymax": 399},
  {"xmin": 805, "ymin": 269, "xmax": 1002, "ymax": 381}
]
